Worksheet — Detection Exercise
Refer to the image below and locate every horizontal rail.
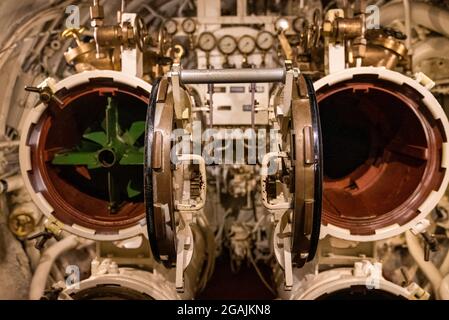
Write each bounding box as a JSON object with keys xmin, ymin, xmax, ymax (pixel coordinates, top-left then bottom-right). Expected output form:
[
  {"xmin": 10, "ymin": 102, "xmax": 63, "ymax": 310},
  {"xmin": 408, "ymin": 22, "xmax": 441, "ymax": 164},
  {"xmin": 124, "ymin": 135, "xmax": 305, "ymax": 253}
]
[{"xmin": 178, "ymin": 68, "xmax": 287, "ymax": 84}]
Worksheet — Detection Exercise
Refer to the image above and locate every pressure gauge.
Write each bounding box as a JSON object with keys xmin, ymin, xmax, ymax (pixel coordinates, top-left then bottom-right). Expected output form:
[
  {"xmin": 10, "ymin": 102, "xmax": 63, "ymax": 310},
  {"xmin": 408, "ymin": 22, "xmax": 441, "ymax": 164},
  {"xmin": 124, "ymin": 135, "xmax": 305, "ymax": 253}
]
[
  {"xmin": 275, "ymin": 18, "xmax": 290, "ymax": 32},
  {"xmin": 256, "ymin": 31, "xmax": 275, "ymax": 51},
  {"xmin": 218, "ymin": 35, "xmax": 237, "ymax": 55},
  {"xmin": 293, "ymin": 17, "xmax": 308, "ymax": 33},
  {"xmin": 182, "ymin": 18, "xmax": 196, "ymax": 34},
  {"xmin": 238, "ymin": 35, "xmax": 256, "ymax": 55},
  {"xmin": 198, "ymin": 32, "xmax": 217, "ymax": 52},
  {"xmin": 164, "ymin": 19, "xmax": 178, "ymax": 35}
]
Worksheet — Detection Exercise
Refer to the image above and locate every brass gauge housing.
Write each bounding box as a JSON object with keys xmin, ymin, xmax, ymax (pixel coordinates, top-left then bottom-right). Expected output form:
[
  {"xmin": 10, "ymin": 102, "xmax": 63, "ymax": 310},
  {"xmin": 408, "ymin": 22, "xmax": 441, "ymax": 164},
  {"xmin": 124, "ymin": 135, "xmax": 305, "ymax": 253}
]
[
  {"xmin": 163, "ymin": 19, "xmax": 178, "ymax": 35},
  {"xmin": 218, "ymin": 35, "xmax": 237, "ymax": 55},
  {"xmin": 182, "ymin": 18, "xmax": 197, "ymax": 34},
  {"xmin": 198, "ymin": 32, "xmax": 217, "ymax": 52},
  {"xmin": 256, "ymin": 31, "xmax": 275, "ymax": 51},
  {"xmin": 238, "ymin": 35, "xmax": 256, "ymax": 55}
]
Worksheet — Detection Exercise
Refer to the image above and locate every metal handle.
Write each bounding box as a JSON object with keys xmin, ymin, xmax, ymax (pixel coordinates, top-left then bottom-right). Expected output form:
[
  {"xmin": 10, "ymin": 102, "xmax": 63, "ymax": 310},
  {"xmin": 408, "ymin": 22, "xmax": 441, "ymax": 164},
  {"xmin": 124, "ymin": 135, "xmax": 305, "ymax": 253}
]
[
  {"xmin": 176, "ymin": 154, "xmax": 207, "ymax": 211},
  {"xmin": 260, "ymin": 152, "xmax": 291, "ymax": 210}
]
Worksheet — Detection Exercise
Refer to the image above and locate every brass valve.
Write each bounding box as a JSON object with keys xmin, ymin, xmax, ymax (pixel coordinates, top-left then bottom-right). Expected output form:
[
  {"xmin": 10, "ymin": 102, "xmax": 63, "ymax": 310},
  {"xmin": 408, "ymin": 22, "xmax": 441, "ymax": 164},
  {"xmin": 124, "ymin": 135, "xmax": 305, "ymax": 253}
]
[
  {"xmin": 25, "ymin": 85, "xmax": 63, "ymax": 106},
  {"xmin": 323, "ymin": 17, "xmax": 365, "ymax": 40},
  {"xmin": 62, "ymin": 27, "xmax": 86, "ymax": 43}
]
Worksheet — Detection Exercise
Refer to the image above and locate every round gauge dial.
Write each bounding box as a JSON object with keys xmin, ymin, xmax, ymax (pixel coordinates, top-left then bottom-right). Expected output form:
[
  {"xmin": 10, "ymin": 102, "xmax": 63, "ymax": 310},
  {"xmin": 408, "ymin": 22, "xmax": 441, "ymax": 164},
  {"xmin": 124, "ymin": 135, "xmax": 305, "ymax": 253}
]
[
  {"xmin": 238, "ymin": 35, "xmax": 256, "ymax": 55},
  {"xmin": 164, "ymin": 19, "xmax": 178, "ymax": 35},
  {"xmin": 218, "ymin": 35, "xmax": 237, "ymax": 55},
  {"xmin": 275, "ymin": 18, "xmax": 290, "ymax": 32},
  {"xmin": 198, "ymin": 32, "xmax": 217, "ymax": 52},
  {"xmin": 293, "ymin": 17, "xmax": 308, "ymax": 33},
  {"xmin": 256, "ymin": 31, "xmax": 274, "ymax": 51},
  {"xmin": 182, "ymin": 18, "xmax": 196, "ymax": 34}
]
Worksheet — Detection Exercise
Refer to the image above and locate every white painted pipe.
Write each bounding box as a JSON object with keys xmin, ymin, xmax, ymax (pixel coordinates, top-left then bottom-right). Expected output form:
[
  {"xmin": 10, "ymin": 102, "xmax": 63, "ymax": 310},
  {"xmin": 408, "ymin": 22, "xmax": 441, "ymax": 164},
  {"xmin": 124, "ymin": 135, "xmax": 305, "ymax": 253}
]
[
  {"xmin": 405, "ymin": 231, "xmax": 443, "ymax": 299},
  {"xmin": 29, "ymin": 235, "xmax": 81, "ymax": 300},
  {"xmin": 0, "ymin": 175, "xmax": 23, "ymax": 194},
  {"xmin": 402, "ymin": 0, "xmax": 412, "ymax": 54},
  {"xmin": 0, "ymin": 140, "xmax": 19, "ymax": 149},
  {"xmin": 413, "ymin": 37, "xmax": 449, "ymax": 68},
  {"xmin": 380, "ymin": 2, "xmax": 449, "ymax": 38},
  {"xmin": 439, "ymin": 274, "xmax": 449, "ymax": 300},
  {"xmin": 440, "ymin": 249, "xmax": 449, "ymax": 276}
]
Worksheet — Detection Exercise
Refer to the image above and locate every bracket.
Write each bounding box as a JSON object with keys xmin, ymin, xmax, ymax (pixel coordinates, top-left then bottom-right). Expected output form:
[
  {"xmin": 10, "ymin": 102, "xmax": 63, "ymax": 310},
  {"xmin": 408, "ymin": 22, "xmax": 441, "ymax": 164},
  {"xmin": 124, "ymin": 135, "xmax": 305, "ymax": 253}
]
[{"xmin": 175, "ymin": 218, "xmax": 194, "ymax": 293}]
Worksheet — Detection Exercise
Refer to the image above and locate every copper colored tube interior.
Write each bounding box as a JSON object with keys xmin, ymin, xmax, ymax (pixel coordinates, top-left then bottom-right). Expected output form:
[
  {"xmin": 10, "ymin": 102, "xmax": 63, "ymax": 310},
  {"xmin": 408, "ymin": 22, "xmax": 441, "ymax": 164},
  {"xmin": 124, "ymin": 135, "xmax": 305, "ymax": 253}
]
[
  {"xmin": 317, "ymin": 286, "xmax": 407, "ymax": 300},
  {"xmin": 317, "ymin": 76, "xmax": 445, "ymax": 236},
  {"xmin": 27, "ymin": 82, "xmax": 149, "ymax": 233}
]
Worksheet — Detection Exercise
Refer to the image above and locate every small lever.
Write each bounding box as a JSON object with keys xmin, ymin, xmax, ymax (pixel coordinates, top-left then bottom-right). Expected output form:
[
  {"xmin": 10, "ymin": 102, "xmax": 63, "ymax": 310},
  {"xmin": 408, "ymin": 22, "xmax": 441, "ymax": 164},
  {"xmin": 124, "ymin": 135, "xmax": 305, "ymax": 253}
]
[
  {"xmin": 208, "ymin": 83, "xmax": 214, "ymax": 128},
  {"xmin": 421, "ymin": 231, "xmax": 439, "ymax": 261},
  {"xmin": 250, "ymin": 82, "xmax": 256, "ymax": 130},
  {"xmin": 28, "ymin": 230, "xmax": 55, "ymax": 250}
]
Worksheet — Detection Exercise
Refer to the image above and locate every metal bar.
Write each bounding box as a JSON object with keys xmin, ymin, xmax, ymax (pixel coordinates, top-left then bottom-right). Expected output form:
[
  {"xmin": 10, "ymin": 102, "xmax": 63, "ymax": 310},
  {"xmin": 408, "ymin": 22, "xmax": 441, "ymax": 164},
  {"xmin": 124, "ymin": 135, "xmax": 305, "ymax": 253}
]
[
  {"xmin": 179, "ymin": 68, "xmax": 286, "ymax": 84},
  {"xmin": 250, "ymin": 82, "xmax": 256, "ymax": 130},
  {"xmin": 208, "ymin": 83, "xmax": 214, "ymax": 128}
]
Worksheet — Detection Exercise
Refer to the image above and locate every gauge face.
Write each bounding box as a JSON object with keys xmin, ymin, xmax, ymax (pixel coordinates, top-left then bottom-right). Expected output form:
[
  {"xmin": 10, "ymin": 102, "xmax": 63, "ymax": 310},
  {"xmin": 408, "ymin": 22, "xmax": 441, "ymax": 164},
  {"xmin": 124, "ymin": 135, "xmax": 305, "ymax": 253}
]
[
  {"xmin": 164, "ymin": 19, "xmax": 178, "ymax": 35},
  {"xmin": 275, "ymin": 18, "xmax": 290, "ymax": 32},
  {"xmin": 218, "ymin": 35, "xmax": 237, "ymax": 55},
  {"xmin": 293, "ymin": 17, "xmax": 308, "ymax": 33},
  {"xmin": 182, "ymin": 18, "xmax": 196, "ymax": 34},
  {"xmin": 256, "ymin": 31, "xmax": 274, "ymax": 51},
  {"xmin": 198, "ymin": 32, "xmax": 217, "ymax": 52},
  {"xmin": 238, "ymin": 35, "xmax": 256, "ymax": 55}
]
